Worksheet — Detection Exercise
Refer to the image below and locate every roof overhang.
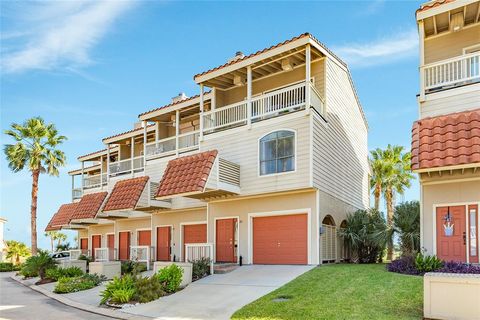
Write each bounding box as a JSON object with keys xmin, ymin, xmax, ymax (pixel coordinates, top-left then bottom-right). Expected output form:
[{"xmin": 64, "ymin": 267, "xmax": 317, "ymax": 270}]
[
  {"xmin": 417, "ymin": 0, "xmax": 477, "ymax": 20},
  {"xmin": 103, "ymin": 125, "xmax": 155, "ymax": 144},
  {"xmin": 138, "ymin": 93, "xmax": 212, "ymax": 121},
  {"xmin": 78, "ymin": 146, "xmax": 119, "ymax": 162},
  {"xmin": 414, "ymin": 162, "xmax": 480, "ymax": 174},
  {"xmin": 69, "ymin": 164, "xmax": 101, "ymax": 176}
]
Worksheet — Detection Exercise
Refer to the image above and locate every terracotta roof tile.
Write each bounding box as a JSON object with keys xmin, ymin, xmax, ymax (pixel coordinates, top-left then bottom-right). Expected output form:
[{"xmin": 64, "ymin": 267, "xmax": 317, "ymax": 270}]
[
  {"xmin": 77, "ymin": 148, "xmax": 107, "ymax": 160},
  {"xmin": 417, "ymin": 0, "xmax": 455, "ymax": 13},
  {"xmin": 156, "ymin": 150, "xmax": 218, "ymax": 198},
  {"xmin": 71, "ymin": 192, "xmax": 108, "ymax": 220},
  {"xmin": 45, "ymin": 203, "xmax": 79, "ymax": 231},
  {"xmin": 138, "ymin": 91, "xmax": 211, "ymax": 118},
  {"xmin": 411, "ymin": 108, "xmax": 480, "ymax": 170},
  {"xmin": 103, "ymin": 176, "xmax": 149, "ymax": 212},
  {"xmin": 102, "ymin": 124, "xmax": 155, "ymax": 142}
]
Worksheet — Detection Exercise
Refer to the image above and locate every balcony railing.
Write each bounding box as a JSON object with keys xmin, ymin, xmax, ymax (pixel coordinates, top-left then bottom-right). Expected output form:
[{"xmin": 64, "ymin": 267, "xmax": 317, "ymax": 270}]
[
  {"xmin": 83, "ymin": 173, "xmax": 107, "ymax": 189},
  {"xmin": 69, "ymin": 249, "xmax": 82, "ymax": 260},
  {"xmin": 72, "ymin": 188, "xmax": 82, "ymax": 200},
  {"xmin": 145, "ymin": 131, "xmax": 199, "ymax": 160},
  {"xmin": 203, "ymin": 82, "xmax": 324, "ymax": 133},
  {"xmin": 423, "ymin": 52, "xmax": 480, "ymax": 92},
  {"xmin": 130, "ymin": 245, "xmax": 151, "ymax": 270},
  {"xmin": 109, "ymin": 156, "xmax": 144, "ymax": 176},
  {"xmin": 94, "ymin": 247, "xmax": 116, "ymax": 261},
  {"xmin": 185, "ymin": 243, "xmax": 214, "ymax": 274}
]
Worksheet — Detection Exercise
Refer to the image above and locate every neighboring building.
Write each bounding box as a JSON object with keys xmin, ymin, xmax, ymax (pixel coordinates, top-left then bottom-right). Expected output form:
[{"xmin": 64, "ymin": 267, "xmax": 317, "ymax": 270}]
[
  {"xmin": 46, "ymin": 33, "xmax": 369, "ymax": 266},
  {"xmin": 412, "ymin": 0, "xmax": 480, "ymax": 263},
  {"xmin": 0, "ymin": 217, "xmax": 6, "ymax": 261}
]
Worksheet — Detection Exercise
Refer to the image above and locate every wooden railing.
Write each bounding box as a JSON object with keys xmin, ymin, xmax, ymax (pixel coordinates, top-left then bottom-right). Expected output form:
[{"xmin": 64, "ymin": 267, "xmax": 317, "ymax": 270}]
[
  {"xmin": 109, "ymin": 156, "xmax": 144, "ymax": 176},
  {"xmin": 130, "ymin": 245, "xmax": 151, "ymax": 270},
  {"xmin": 423, "ymin": 52, "xmax": 480, "ymax": 92},
  {"xmin": 185, "ymin": 243, "xmax": 214, "ymax": 275},
  {"xmin": 145, "ymin": 131, "xmax": 199, "ymax": 160}
]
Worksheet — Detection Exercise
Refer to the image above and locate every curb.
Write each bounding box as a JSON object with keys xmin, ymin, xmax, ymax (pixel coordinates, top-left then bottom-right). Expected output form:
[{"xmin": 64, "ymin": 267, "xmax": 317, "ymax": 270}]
[{"xmin": 10, "ymin": 275, "xmax": 153, "ymax": 320}]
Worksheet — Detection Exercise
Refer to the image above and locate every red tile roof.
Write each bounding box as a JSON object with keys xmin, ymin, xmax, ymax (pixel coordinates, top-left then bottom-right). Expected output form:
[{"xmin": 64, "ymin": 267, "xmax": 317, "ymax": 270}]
[
  {"xmin": 103, "ymin": 176, "xmax": 149, "ymax": 212},
  {"xmin": 45, "ymin": 203, "xmax": 79, "ymax": 231},
  {"xmin": 411, "ymin": 108, "xmax": 480, "ymax": 170},
  {"xmin": 102, "ymin": 124, "xmax": 155, "ymax": 142},
  {"xmin": 71, "ymin": 192, "xmax": 108, "ymax": 220},
  {"xmin": 417, "ymin": 0, "xmax": 455, "ymax": 13},
  {"xmin": 77, "ymin": 148, "xmax": 107, "ymax": 160},
  {"xmin": 156, "ymin": 150, "xmax": 218, "ymax": 198},
  {"xmin": 138, "ymin": 92, "xmax": 211, "ymax": 118}
]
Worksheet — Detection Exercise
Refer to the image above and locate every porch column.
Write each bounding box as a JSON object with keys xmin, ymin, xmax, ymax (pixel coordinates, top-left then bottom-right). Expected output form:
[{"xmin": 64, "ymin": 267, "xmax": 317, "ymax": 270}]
[
  {"xmin": 143, "ymin": 120, "xmax": 147, "ymax": 165},
  {"xmin": 305, "ymin": 44, "xmax": 311, "ymax": 115},
  {"xmin": 175, "ymin": 109, "xmax": 180, "ymax": 157},
  {"xmin": 71, "ymin": 175, "xmax": 74, "ymax": 202},
  {"xmin": 130, "ymin": 137, "xmax": 134, "ymax": 177},
  {"xmin": 199, "ymin": 84, "xmax": 204, "ymax": 141},
  {"xmin": 155, "ymin": 121, "xmax": 160, "ymax": 142},
  {"xmin": 211, "ymin": 87, "xmax": 216, "ymax": 127},
  {"xmin": 81, "ymin": 161, "xmax": 84, "ymax": 193},
  {"xmin": 247, "ymin": 66, "xmax": 252, "ymax": 128},
  {"xmin": 419, "ymin": 20, "xmax": 426, "ymax": 103},
  {"xmin": 106, "ymin": 144, "xmax": 111, "ymax": 182},
  {"xmin": 100, "ymin": 156, "xmax": 103, "ymax": 190}
]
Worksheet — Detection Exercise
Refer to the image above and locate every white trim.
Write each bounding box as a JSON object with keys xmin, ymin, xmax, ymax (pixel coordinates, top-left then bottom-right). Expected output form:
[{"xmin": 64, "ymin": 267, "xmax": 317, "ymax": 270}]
[
  {"xmin": 257, "ymin": 128, "xmax": 297, "ymax": 178},
  {"xmin": 155, "ymin": 225, "xmax": 173, "ymax": 262},
  {"xmin": 179, "ymin": 221, "xmax": 207, "ymax": 262},
  {"xmin": 213, "ymin": 216, "xmax": 240, "ymax": 264},
  {"xmin": 247, "ymin": 208, "xmax": 312, "ymax": 265}
]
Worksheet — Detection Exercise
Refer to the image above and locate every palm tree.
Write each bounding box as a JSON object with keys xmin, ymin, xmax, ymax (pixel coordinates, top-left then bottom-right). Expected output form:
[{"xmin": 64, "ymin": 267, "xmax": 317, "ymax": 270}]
[
  {"xmin": 44, "ymin": 231, "xmax": 68, "ymax": 252},
  {"xmin": 5, "ymin": 240, "xmax": 31, "ymax": 265},
  {"xmin": 369, "ymin": 148, "xmax": 387, "ymax": 211},
  {"xmin": 393, "ymin": 201, "xmax": 420, "ymax": 256},
  {"xmin": 4, "ymin": 117, "xmax": 67, "ymax": 255},
  {"xmin": 382, "ymin": 144, "xmax": 415, "ymax": 261}
]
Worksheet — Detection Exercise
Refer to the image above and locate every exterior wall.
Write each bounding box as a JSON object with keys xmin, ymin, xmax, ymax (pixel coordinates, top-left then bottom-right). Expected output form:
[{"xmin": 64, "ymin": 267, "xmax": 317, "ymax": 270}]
[
  {"xmin": 419, "ymin": 83, "xmax": 480, "ymax": 118},
  {"xmin": 424, "ymin": 25, "xmax": 480, "ymax": 64},
  {"xmin": 201, "ymin": 112, "xmax": 311, "ymax": 195},
  {"xmin": 207, "ymin": 190, "xmax": 319, "ymax": 264},
  {"xmin": 420, "ymin": 171, "xmax": 480, "ymax": 256},
  {"xmin": 151, "ymin": 208, "xmax": 207, "ymax": 261},
  {"xmin": 114, "ymin": 217, "xmax": 151, "ymax": 252},
  {"xmin": 313, "ymin": 58, "xmax": 369, "ymax": 210},
  {"xmin": 87, "ymin": 224, "xmax": 114, "ymax": 251}
]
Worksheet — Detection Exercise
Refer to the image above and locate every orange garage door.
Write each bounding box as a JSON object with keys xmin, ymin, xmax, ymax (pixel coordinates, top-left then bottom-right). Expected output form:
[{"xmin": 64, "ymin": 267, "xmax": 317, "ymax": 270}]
[{"xmin": 253, "ymin": 214, "xmax": 308, "ymax": 265}]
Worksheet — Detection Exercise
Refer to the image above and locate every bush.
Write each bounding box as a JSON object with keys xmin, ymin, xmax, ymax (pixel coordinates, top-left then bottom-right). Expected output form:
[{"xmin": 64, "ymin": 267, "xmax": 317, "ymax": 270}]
[
  {"xmin": 100, "ymin": 275, "xmax": 135, "ymax": 305},
  {"xmin": 393, "ymin": 201, "xmax": 420, "ymax": 256},
  {"xmin": 121, "ymin": 261, "xmax": 147, "ymax": 275},
  {"xmin": 436, "ymin": 261, "xmax": 480, "ymax": 274},
  {"xmin": 20, "ymin": 250, "xmax": 57, "ymax": 279},
  {"xmin": 0, "ymin": 262, "xmax": 21, "ymax": 272},
  {"xmin": 133, "ymin": 276, "xmax": 164, "ymax": 303},
  {"xmin": 386, "ymin": 256, "xmax": 420, "ymax": 275},
  {"xmin": 53, "ymin": 274, "xmax": 103, "ymax": 294},
  {"xmin": 415, "ymin": 253, "xmax": 443, "ymax": 273},
  {"xmin": 191, "ymin": 258, "xmax": 211, "ymax": 281},
  {"xmin": 45, "ymin": 266, "xmax": 83, "ymax": 281},
  {"xmin": 156, "ymin": 264, "xmax": 183, "ymax": 293}
]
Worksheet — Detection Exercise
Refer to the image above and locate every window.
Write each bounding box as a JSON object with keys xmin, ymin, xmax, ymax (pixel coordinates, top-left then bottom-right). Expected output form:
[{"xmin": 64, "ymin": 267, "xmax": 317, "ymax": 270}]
[{"xmin": 259, "ymin": 130, "xmax": 295, "ymax": 175}]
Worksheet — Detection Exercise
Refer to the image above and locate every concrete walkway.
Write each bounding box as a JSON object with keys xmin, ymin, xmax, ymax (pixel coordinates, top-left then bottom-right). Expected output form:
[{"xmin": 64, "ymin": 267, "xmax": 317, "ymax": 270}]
[{"xmin": 123, "ymin": 265, "xmax": 314, "ymax": 320}]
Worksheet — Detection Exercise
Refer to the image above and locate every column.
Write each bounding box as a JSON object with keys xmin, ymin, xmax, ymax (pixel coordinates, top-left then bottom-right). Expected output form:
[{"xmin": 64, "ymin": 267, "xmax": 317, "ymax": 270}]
[
  {"xmin": 175, "ymin": 110, "xmax": 180, "ymax": 157},
  {"xmin": 71, "ymin": 175, "xmax": 74, "ymax": 202},
  {"xmin": 199, "ymin": 84, "xmax": 204, "ymax": 141},
  {"xmin": 81, "ymin": 161, "xmax": 84, "ymax": 193},
  {"xmin": 305, "ymin": 44, "xmax": 311, "ymax": 115},
  {"xmin": 143, "ymin": 120, "xmax": 147, "ymax": 165},
  {"xmin": 130, "ymin": 137, "xmax": 134, "ymax": 177},
  {"xmin": 100, "ymin": 156, "xmax": 103, "ymax": 190},
  {"xmin": 419, "ymin": 20, "xmax": 426, "ymax": 103},
  {"xmin": 106, "ymin": 144, "xmax": 111, "ymax": 182},
  {"xmin": 247, "ymin": 66, "xmax": 252, "ymax": 128}
]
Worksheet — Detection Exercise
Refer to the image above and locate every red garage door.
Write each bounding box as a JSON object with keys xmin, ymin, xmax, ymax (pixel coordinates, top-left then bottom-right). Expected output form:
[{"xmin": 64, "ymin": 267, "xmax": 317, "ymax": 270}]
[
  {"xmin": 253, "ymin": 214, "xmax": 308, "ymax": 265},
  {"xmin": 183, "ymin": 224, "xmax": 207, "ymax": 261}
]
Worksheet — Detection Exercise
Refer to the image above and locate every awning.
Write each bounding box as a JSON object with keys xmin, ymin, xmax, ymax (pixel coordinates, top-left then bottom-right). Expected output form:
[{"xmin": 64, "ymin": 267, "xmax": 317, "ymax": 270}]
[
  {"xmin": 45, "ymin": 203, "xmax": 79, "ymax": 231},
  {"xmin": 69, "ymin": 191, "xmax": 108, "ymax": 224}
]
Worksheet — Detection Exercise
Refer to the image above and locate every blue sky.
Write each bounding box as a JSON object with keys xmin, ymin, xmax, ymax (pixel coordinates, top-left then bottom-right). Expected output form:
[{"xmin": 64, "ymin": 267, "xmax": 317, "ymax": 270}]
[{"xmin": 1, "ymin": 0, "xmax": 422, "ymax": 249}]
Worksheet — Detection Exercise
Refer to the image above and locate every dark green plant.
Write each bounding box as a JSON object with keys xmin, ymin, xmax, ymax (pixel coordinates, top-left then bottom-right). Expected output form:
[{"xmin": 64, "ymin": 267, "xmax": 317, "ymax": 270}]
[
  {"xmin": 21, "ymin": 250, "xmax": 57, "ymax": 279},
  {"xmin": 121, "ymin": 260, "xmax": 147, "ymax": 275},
  {"xmin": 415, "ymin": 253, "xmax": 443, "ymax": 273},
  {"xmin": 77, "ymin": 254, "xmax": 93, "ymax": 266},
  {"xmin": 133, "ymin": 276, "xmax": 164, "ymax": 303},
  {"xmin": 393, "ymin": 201, "xmax": 420, "ymax": 257},
  {"xmin": 53, "ymin": 273, "xmax": 105, "ymax": 294},
  {"xmin": 156, "ymin": 264, "xmax": 183, "ymax": 293},
  {"xmin": 0, "ymin": 262, "xmax": 21, "ymax": 272},
  {"xmin": 100, "ymin": 275, "xmax": 135, "ymax": 304},
  {"xmin": 45, "ymin": 266, "xmax": 83, "ymax": 281},
  {"xmin": 110, "ymin": 288, "xmax": 136, "ymax": 304},
  {"xmin": 191, "ymin": 258, "xmax": 211, "ymax": 281},
  {"xmin": 56, "ymin": 242, "xmax": 71, "ymax": 252}
]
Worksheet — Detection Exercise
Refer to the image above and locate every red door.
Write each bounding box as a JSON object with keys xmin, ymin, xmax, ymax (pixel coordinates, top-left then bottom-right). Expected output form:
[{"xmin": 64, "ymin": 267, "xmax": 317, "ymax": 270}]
[
  {"xmin": 107, "ymin": 234, "xmax": 115, "ymax": 260},
  {"xmin": 253, "ymin": 214, "xmax": 308, "ymax": 265},
  {"xmin": 118, "ymin": 232, "xmax": 131, "ymax": 261},
  {"xmin": 216, "ymin": 218, "xmax": 236, "ymax": 263},
  {"xmin": 138, "ymin": 230, "xmax": 151, "ymax": 246},
  {"xmin": 157, "ymin": 226, "xmax": 171, "ymax": 261},
  {"xmin": 183, "ymin": 224, "xmax": 207, "ymax": 261},
  {"xmin": 91, "ymin": 235, "xmax": 101, "ymax": 260},
  {"xmin": 468, "ymin": 205, "xmax": 479, "ymax": 264},
  {"xmin": 436, "ymin": 206, "xmax": 466, "ymax": 262},
  {"xmin": 80, "ymin": 238, "xmax": 88, "ymax": 255}
]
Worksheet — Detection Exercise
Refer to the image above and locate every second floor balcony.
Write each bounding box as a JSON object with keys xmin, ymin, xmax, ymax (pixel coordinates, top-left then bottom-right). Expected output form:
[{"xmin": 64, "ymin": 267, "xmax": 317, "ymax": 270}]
[{"xmin": 109, "ymin": 155, "xmax": 144, "ymax": 177}]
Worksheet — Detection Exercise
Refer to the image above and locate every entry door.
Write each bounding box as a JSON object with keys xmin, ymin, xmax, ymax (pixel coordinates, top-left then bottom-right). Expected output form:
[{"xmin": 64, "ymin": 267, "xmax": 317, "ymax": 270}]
[
  {"xmin": 118, "ymin": 232, "xmax": 131, "ymax": 260},
  {"xmin": 436, "ymin": 206, "xmax": 466, "ymax": 262},
  {"xmin": 183, "ymin": 224, "xmax": 207, "ymax": 261},
  {"xmin": 216, "ymin": 218, "xmax": 236, "ymax": 263},
  {"xmin": 107, "ymin": 234, "xmax": 115, "ymax": 260},
  {"xmin": 80, "ymin": 238, "xmax": 88, "ymax": 255},
  {"xmin": 137, "ymin": 230, "xmax": 151, "ymax": 246},
  {"xmin": 91, "ymin": 235, "xmax": 101, "ymax": 260},
  {"xmin": 157, "ymin": 226, "xmax": 171, "ymax": 261}
]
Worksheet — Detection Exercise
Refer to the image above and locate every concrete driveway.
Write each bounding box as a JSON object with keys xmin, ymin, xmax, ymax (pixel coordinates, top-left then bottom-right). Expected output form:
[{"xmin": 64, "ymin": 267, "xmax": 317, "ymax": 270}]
[{"xmin": 123, "ymin": 265, "xmax": 314, "ymax": 320}]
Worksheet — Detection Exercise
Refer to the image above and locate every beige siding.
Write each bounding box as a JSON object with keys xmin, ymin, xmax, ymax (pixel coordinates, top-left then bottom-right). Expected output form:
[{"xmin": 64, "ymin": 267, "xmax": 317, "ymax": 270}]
[
  {"xmin": 87, "ymin": 224, "xmax": 114, "ymax": 250},
  {"xmin": 420, "ymin": 83, "xmax": 480, "ymax": 118},
  {"xmin": 313, "ymin": 58, "xmax": 369, "ymax": 210},
  {"xmin": 115, "ymin": 218, "xmax": 151, "ymax": 249},
  {"xmin": 424, "ymin": 25, "xmax": 480, "ymax": 64},
  {"xmin": 201, "ymin": 112, "xmax": 311, "ymax": 195}
]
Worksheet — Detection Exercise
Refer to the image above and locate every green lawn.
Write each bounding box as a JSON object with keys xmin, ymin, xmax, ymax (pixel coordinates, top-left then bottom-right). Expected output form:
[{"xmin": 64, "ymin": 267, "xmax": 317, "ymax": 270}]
[{"xmin": 232, "ymin": 264, "xmax": 423, "ymax": 320}]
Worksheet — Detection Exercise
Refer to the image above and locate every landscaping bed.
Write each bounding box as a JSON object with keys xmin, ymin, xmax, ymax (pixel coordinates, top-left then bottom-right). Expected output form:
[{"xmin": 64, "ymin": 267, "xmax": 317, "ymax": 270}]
[{"xmin": 232, "ymin": 264, "xmax": 423, "ymax": 320}]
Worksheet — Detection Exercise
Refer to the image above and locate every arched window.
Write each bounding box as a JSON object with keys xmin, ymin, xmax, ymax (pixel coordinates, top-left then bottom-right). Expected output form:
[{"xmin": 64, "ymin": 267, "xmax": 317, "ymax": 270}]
[{"xmin": 259, "ymin": 130, "xmax": 295, "ymax": 176}]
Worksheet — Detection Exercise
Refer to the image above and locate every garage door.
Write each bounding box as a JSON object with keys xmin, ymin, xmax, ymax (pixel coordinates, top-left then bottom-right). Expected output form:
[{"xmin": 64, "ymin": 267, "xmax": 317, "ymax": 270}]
[
  {"xmin": 183, "ymin": 224, "xmax": 207, "ymax": 261},
  {"xmin": 253, "ymin": 214, "xmax": 307, "ymax": 264}
]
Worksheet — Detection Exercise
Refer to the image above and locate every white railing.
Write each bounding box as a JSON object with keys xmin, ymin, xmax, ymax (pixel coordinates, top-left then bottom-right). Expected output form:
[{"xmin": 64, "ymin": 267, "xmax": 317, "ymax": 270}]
[
  {"xmin": 185, "ymin": 243, "xmax": 214, "ymax": 275},
  {"xmin": 109, "ymin": 156, "xmax": 144, "ymax": 176},
  {"xmin": 145, "ymin": 136, "xmax": 176, "ymax": 158},
  {"xmin": 94, "ymin": 248, "xmax": 110, "ymax": 262},
  {"xmin": 133, "ymin": 156, "xmax": 144, "ymax": 171},
  {"xmin": 69, "ymin": 249, "xmax": 82, "ymax": 260},
  {"xmin": 83, "ymin": 173, "xmax": 107, "ymax": 189},
  {"xmin": 178, "ymin": 131, "xmax": 199, "ymax": 151},
  {"xmin": 72, "ymin": 188, "xmax": 82, "ymax": 200},
  {"xmin": 251, "ymin": 82, "xmax": 306, "ymax": 120},
  {"xmin": 130, "ymin": 245, "xmax": 150, "ymax": 270},
  {"xmin": 423, "ymin": 52, "xmax": 480, "ymax": 91},
  {"xmin": 203, "ymin": 100, "xmax": 248, "ymax": 132},
  {"xmin": 321, "ymin": 224, "xmax": 337, "ymax": 262}
]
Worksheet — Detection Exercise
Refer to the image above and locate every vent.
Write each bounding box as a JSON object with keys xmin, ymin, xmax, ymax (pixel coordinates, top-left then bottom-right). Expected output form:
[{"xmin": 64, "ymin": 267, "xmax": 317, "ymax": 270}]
[
  {"xmin": 172, "ymin": 92, "xmax": 188, "ymax": 104},
  {"xmin": 228, "ymin": 51, "xmax": 245, "ymax": 63}
]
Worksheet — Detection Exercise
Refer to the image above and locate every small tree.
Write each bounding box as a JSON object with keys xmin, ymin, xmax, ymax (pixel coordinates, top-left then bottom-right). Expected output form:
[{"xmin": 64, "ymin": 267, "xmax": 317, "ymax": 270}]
[
  {"xmin": 393, "ymin": 201, "xmax": 420, "ymax": 256},
  {"xmin": 45, "ymin": 231, "xmax": 67, "ymax": 252},
  {"xmin": 5, "ymin": 240, "xmax": 31, "ymax": 265}
]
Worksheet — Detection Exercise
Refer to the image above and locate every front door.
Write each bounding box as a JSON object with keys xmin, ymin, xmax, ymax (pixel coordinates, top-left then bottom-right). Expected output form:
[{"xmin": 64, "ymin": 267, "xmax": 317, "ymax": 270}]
[
  {"xmin": 107, "ymin": 234, "xmax": 115, "ymax": 260},
  {"xmin": 137, "ymin": 230, "xmax": 151, "ymax": 246},
  {"xmin": 436, "ymin": 206, "xmax": 466, "ymax": 262},
  {"xmin": 216, "ymin": 218, "xmax": 236, "ymax": 263},
  {"xmin": 118, "ymin": 231, "xmax": 130, "ymax": 261},
  {"xmin": 183, "ymin": 224, "xmax": 207, "ymax": 261},
  {"xmin": 80, "ymin": 238, "xmax": 88, "ymax": 255},
  {"xmin": 157, "ymin": 226, "xmax": 171, "ymax": 261},
  {"xmin": 91, "ymin": 235, "xmax": 101, "ymax": 260}
]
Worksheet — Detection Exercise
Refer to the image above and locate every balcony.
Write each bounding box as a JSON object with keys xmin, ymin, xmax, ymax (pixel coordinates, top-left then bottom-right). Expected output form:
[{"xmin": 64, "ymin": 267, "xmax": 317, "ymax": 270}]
[
  {"xmin": 72, "ymin": 188, "xmax": 82, "ymax": 201},
  {"xmin": 203, "ymin": 82, "xmax": 324, "ymax": 134},
  {"xmin": 109, "ymin": 156, "xmax": 144, "ymax": 177},
  {"xmin": 145, "ymin": 130, "xmax": 199, "ymax": 160},
  {"xmin": 422, "ymin": 52, "xmax": 480, "ymax": 93},
  {"xmin": 83, "ymin": 173, "xmax": 107, "ymax": 189}
]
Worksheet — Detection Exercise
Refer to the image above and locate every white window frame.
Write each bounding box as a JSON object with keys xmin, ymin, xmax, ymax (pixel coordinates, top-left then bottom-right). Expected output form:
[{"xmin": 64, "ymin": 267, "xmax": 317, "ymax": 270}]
[{"xmin": 257, "ymin": 129, "xmax": 297, "ymax": 177}]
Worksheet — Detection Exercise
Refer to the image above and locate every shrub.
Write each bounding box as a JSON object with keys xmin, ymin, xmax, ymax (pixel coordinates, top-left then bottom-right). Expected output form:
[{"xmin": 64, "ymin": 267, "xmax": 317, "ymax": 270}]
[
  {"xmin": 121, "ymin": 260, "xmax": 147, "ymax": 275},
  {"xmin": 45, "ymin": 266, "xmax": 83, "ymax": 281},
  {"xmin": 436, "ymin": 261, "xmax": 480, "ymax": 274},
  {"xmin": 386, "ymin": 256, "xmax": 420, "ymax": 275},
  {"xmin": 133, "ymin": 276, "xmax": 164, "ymax": 303},
  {"xmin": 415, "ymin": 253, "xmax": 443, "ymax": 273},
  {"xmin": 191, "ymin": 258, "xmax": 211, "ymax": 281},
  {"xmin": 21, "ymin": 250, "xmax": 57, "ymax": 279},
  {"xmin": 156, "ymin": 264, "xmax": 183, "ymax": 293},
  {"xmin": 0, "ymin": 262, "xmax": 21, "ymax": 272},
  {"xmin": 77, "ymin": 254, "xmax": 93, "ymax": 263},
  {"xmin": 100, "ymin": 275, "xmax": 135, "ymax": 305},
  {"xmin": 393, "ymin": 201, "xmax": 420, "ymax": 256},
  {"xmin": 110, "ymin": 288, "xmax": 136, "ymax": 304}
]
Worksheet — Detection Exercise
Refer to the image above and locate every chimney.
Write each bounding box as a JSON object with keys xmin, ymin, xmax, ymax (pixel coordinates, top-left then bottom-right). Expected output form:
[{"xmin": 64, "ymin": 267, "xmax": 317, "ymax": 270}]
[
  {"xmin": 171, "ymin": 92, "xmax": 188, "ymax": 104},
  {"xmin": 228, "ymin": 51, "xmax": 245, "ymax": 63}
]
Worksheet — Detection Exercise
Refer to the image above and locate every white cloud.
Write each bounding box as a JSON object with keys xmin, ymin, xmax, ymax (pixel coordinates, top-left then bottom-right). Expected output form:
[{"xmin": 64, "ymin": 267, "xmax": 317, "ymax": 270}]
[
  {"xmin": 1, "ymin": 1, "xmax": 135, "ymax": 74},
  {"xmin": 333, "ymin": 29, "xmax": 418, "ymax": 68}
]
